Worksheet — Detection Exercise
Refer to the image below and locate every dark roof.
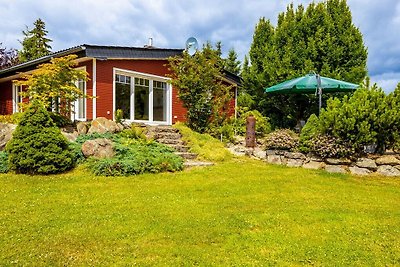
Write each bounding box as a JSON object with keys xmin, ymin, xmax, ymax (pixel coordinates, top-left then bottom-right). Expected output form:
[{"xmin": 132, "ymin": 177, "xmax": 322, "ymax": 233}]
[
  {"xmin": 0, "ymin": 44, "xmax": 241, "ymax": 85},
  {"xmin": 223, "ymin": 69, "xmax": 242, "ymax": 86},
  {"xmin": 0, "ymin": 44, "xmax": 184, "ymax": 79}
]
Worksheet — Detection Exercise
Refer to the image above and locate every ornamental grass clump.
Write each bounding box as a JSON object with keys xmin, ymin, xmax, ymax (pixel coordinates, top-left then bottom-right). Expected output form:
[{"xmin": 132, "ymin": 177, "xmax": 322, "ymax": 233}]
[
  {"xmin": 264, "ymin": 129, "xmax": 299, "ymax": 151},
  {"xmin": 6, "ymin": 101, "xmax": 75, "ymax": 174}
]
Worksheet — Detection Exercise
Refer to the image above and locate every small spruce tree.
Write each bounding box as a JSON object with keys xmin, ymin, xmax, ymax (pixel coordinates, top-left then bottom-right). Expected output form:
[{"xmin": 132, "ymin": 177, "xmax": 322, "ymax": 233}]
[
  {"xmin": 6, "ymin": 101, "xmax": 75, "ymax": 174},
  {"xmin": 18, "ymin": 18, "xmax": 52, "ymax": 62}
]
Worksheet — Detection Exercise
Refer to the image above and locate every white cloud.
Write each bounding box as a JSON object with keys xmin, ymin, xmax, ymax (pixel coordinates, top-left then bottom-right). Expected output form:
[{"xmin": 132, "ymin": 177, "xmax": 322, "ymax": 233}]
[
  {"xmin": 0, "ymin": 0, "xmax": 399, "ymax": 89},
  {"xmin": 370, "ymin": 72, "xmax": 400, "ymax": 93}
]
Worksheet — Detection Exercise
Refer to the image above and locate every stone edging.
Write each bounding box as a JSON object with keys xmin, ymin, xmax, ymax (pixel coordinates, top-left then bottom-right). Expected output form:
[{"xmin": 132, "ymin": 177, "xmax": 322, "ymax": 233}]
[{"xmin": 265, "ymin": 150, "xmax": 400, "ymax": 177}]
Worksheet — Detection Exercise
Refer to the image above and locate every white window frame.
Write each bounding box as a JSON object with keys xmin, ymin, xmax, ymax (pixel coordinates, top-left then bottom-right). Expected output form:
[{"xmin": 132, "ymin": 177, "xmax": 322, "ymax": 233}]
[
  {"xmin": 12, "ymin": 83, "xmax": 23, "ymax": 113},
  {"xmin": 71, "ymin": 66, "xmax": 87, "ymax": 121},
  {"xmin": 113, "ymin": 68, "xmax": 172, "ymax": 125}
]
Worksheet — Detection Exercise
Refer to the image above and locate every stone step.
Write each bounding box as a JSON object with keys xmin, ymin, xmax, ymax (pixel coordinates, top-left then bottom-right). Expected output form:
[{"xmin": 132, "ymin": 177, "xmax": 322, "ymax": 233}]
[
  {"xmin": 153, "ymin": 132, "xmax": 182, "ymax": 140},
  {"xmin": 183, "ymin": 160, "xmax": 214, "ymax": 168},
  {"xmin": 151, "ymin": 126, "xmax": 179, "ymax": 133},
  {"xmin": 157, "ymin": 138, "xmax": 184, "ymax": 145},
  {"xmin": 169, "ymin": 144, "xmax": 190, "ymax": 152},
  {"xmin": 175, "ymin": 152, "xmax": 198, "ymax": 160}
]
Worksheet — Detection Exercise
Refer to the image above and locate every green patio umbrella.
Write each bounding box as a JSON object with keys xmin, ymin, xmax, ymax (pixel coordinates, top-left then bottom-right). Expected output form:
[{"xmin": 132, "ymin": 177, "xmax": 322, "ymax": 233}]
[{"xmin": 265, "ymin": 73, "xmax": 359, "ymax": 112}]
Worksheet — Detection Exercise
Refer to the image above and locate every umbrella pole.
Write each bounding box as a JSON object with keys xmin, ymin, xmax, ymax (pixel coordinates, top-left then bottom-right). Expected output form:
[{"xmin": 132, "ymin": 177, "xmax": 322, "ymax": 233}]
[
  {"xmin": 318, "ymin": 88, "xmax": 322, "ymax": 115},
  {"xmin": 316, "ymin": 74, "xmax": 322, "ymax": 115}
]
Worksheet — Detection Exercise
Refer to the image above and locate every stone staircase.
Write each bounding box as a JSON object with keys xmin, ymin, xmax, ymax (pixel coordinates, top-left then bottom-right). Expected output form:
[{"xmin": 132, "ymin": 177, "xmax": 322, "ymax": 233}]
[
  {"xmin": 147, "ymin": 126, "xmax": 214, "ymax": 168},
  {"xmin": 147, "ymin": 126, "xmax": 197, "ymax": 160}
]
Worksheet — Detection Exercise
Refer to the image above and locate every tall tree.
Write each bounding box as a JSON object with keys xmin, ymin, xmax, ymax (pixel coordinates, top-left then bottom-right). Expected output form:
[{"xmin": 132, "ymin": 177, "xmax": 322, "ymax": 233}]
[
  {"xmin": 244, "ymin": 0, "xmax": 367, "ymax": 128},
  {"xmin": 168, "ymin": 43, "xmax": 232, "ymax": 133},
  {"xmin": 224, "ymin": 48, "xmax": 241, "ymax": 75},
  {"xmin": 18, "ymin": 18, "xmax": 52, "ymax": 62},
  {"xmin": 0, "ymin": 43, "xmax": 19, "ymax": 70}
]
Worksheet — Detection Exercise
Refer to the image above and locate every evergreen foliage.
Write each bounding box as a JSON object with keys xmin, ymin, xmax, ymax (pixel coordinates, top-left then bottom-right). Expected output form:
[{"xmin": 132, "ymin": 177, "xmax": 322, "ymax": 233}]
[
  {"xmin": 15, "ymin": 55, "xmax": 88, "ymax": 115},
  {"xmin": 300, "ymin": 80, "xmax": 400, "ymax": 155},
  {"xmin": 0, "ymin": 151, "xmax": 9, "ymax": 173},
  {"xmin": 0, "ymin": 43, "xmax": 19, "ymax": 70},
  {"xmin": 264, "ymin": 129, "xmax": 299, "ymax": 151},
  {"xmin": 6, "ymin": 101, "xmax": 75, "ymax": 174},
  {"xmin": 18, "ymin": 18, "xmax": 52, "ymax": 62},
  {"xmin": 168, "ymin": 42, "xmax": 232, "ymax": 133},
  {"xmin": 224, "ymin": 48, "xmax": 241, "ymax": 75},
  {"xmin": 243, "ymin": 0, "xmax": 367, "ymax": 128},
  {"xmin": 89, "ymin": 138, "xmax": 183, "ymax": 176}
]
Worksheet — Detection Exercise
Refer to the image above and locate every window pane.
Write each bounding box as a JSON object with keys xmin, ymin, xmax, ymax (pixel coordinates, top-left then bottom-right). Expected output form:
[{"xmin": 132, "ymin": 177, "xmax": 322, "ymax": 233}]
[
  {"xmin": 153, "ymin": 81, "xmax": 167, "ymax": 121},
  {"xmin": 77, "ymin": 80, "xmax": 86, "ymax": 119},
  {"xmin": 134, "ymin": 78, "xmax": 149, "ymax": 120},
  {"xmin": 116, "ymin": 82, "xmax": 131, "ymax": 119}
]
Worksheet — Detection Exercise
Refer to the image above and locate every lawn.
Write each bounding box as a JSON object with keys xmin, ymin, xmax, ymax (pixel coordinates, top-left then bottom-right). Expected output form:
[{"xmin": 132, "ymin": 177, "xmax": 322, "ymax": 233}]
[{"xmin": 1, "ymin": 158, "xmax": 399, "ymax": 266}]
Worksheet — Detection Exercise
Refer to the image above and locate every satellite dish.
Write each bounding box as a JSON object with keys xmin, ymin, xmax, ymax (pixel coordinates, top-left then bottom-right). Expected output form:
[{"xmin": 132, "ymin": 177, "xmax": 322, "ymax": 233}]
[{"xmin": 185, "ymin": 37, "xmax": 198, "ymax": 56}]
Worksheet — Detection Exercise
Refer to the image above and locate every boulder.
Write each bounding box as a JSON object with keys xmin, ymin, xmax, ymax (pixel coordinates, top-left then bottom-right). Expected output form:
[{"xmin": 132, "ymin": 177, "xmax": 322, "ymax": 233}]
[
  {"xmin": 81, "ymin": 138, "xmax": 115, "ymax": 159},
  {"xmin": 266, "ymin": 149, "xmax": 277, "ymax": 156},
  {"xmin": 227, "ymin": 145, "xmax": 246, "ymax": 157},
  {"xmin": 325, "ymin": 158, "xmax": 352, "ymax": 165},
  {"xmin": 0, "ymin": 123, "xmax": 16, "ymax": 150},
  {"xmin": 253, "ymin": 148, "xmax": 266, "ymax": 159},
  {"xmin": 349, "ymin": 166, "xmax": 371, "ymax": 176},
  {"xmin": 267, "ymin": 155, "xmax": 282, "ymax": 165},
  {"xmin": 375, "ymin": 155, "xmax": 400, "ymax": 166},
  {"xmin": 325, "ymin": 165, "xmax": 348, "ymax": 174},
  {"xmin": 76, "ymin": 121, "xmax": 89, "ymax": 135},
  {"xmin": 286, "ymin": 158, "xmax": 304, "ymax": 167},
  {"xmin": 303, "ymin": 161, "xmax": 325, "ymax": 170},
  {"xmin": 356, "ymin": 158, "xmax": 377, "ymax": 170},
  {"xmin": 88, "ymin": 117, "xmax": 122, "ymax": 134},
  {"xmin": 306, "ymin": 153, "xmax": 324, "ymax": 162},
  {"xmin": 376, "ymin": 165, "xmax": 400, "ymax": 176},
  {"xmin": 61, "ymin": 131, "xmax": 78, "ymax": 142},
  {"xmin": 284, "ymin": 152, "xmax": 306, "ymax": 160}
]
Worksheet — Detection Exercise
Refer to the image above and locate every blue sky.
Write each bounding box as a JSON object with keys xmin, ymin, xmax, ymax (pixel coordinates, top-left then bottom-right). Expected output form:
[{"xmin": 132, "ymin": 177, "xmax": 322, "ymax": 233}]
[{"xmin": 1, "ymin": 0, "xmax": 399, "ymax": 92}]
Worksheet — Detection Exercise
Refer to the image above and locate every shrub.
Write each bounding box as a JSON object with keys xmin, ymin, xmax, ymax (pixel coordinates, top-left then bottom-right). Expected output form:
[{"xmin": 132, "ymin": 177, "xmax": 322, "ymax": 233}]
[
  {"xmin": 119, "ymin": 124, "xmax": 147, "ymax": 140},
  {"xmin": 89, "ymin": 138, "xmax": 183, "ymax": 176},
  {"xmin": 49, "ymin": 112, "xmax": 72, "ymax": 127},
  {"xmin": 235, "ymin": 110, "xmax": 272, "ymax": 137},
  {"xmin": 0, "ymin": 113, "xmax": 23, "ymax": 124},
  {"xmin": 6, "ymin": 101, "xmax": 75, "ymax": 174},
  {"xmin": 115, "ymin": 109, "xmax": 124, "ymax": 124},
  {"xmin": 0, "ymin": 151, "xmax": 8, "ymax": 173},
  {"xmin": 174, "ymin": 122, "xmax": 232, "ymax": 162},
  {"xmin": 310, "ymin": 134, "xmax": 355, "ymax": 159},
  {"xmin": 264, "ymin": 129, "xmax": 299, "ymax": 151},
  {"xmin": 299, "ymin": 114, "xmax": 320, "ymax": 153}
]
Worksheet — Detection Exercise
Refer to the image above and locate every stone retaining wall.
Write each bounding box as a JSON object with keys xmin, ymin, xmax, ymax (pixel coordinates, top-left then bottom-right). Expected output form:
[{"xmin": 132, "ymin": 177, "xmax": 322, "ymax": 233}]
[{"xmin": 265, "ymin": 150, "xmax": 400, "ymax": 177}]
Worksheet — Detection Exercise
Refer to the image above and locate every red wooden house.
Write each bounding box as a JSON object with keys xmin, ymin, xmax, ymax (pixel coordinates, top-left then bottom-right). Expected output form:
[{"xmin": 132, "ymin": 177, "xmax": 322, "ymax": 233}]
[{"xmin": 0, "ymin": 44, "xmax": 240, "ymax": 125}]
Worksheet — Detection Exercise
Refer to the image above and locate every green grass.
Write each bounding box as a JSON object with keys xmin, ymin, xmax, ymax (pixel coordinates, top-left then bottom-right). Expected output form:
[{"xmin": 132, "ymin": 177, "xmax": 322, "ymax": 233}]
[
  {"xmin": 173, "ymin": 122, "xmax": 232, "ymax": 162},
  {"xmin": 1, "ymin": 159, "xmax": 399, "ymax": 266}
]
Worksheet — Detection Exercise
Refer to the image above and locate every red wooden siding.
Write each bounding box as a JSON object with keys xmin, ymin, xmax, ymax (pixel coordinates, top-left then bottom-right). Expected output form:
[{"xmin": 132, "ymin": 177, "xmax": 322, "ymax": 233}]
[
  {"xmin": 0, "ymin": 58, "xmax": 237, "ymax": 123},
  {"xmin": 0, "ymin": 80, "xmax": 12, "ymax": 115},
  {"xmin": 95, "ymin": 59, "xmax": 189, "ymax": 121}
]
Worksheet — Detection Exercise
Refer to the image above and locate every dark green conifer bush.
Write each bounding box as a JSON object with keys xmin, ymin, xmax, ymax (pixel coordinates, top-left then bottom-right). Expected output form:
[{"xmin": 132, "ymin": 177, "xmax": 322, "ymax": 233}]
[{"xmin": 6, "ymin": 101, "xmax": 75, "ymax": 174}]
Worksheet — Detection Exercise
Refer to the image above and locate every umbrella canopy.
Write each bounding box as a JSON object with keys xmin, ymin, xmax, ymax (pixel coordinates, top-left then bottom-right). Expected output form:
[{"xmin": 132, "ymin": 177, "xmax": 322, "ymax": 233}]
[
  {"xmin": 265, "ymin": 73, "xmax": 359, "ymax": 94},
  {"xmin": 264, "ymin": 73, "xmax": 359, "ymax": 113}
]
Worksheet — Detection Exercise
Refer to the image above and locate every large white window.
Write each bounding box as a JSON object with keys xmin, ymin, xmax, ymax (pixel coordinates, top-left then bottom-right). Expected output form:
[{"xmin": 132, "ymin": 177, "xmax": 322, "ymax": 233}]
[
  {"xmin": 12, "ymin": 84, "xmax": 23, "ymax": 113},
  {"xmin": 114, "ymin": 69, "xmax": 171, "ymax": 124},
  {"xmin": 71, "ymin": 79, "xmax": 86, "ymax": 121}
]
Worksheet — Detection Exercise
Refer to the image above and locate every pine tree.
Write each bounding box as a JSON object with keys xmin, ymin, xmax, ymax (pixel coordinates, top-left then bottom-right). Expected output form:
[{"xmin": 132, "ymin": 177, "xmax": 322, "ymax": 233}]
[
  {"xmin": 18, "ymin": 18, "xmax": 52, "ymax": 62},
  {"xmin": 224, "ymin": 48, "xmax": 241, "ymax": 75},
  {"xmin": 6, "ymin": 101, "xmax": 75, "ymax": 174},
  {"xmin": 245, "ymin": 0, "xmax": 367, "ymax": 128}
]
